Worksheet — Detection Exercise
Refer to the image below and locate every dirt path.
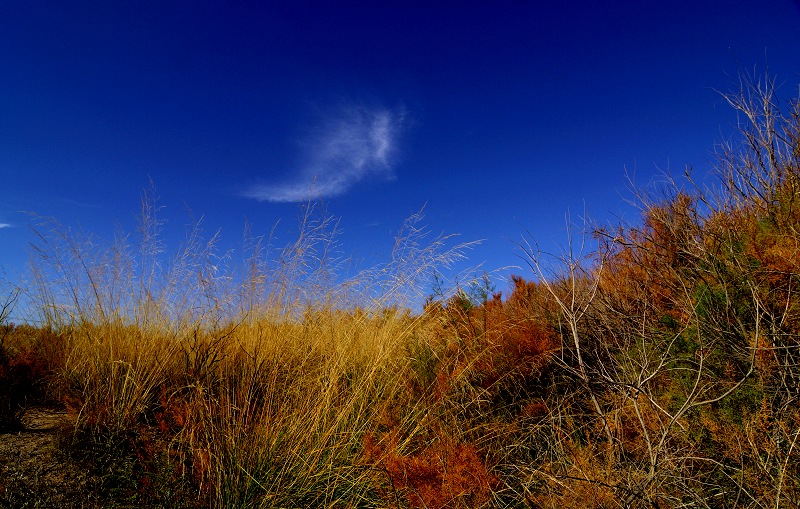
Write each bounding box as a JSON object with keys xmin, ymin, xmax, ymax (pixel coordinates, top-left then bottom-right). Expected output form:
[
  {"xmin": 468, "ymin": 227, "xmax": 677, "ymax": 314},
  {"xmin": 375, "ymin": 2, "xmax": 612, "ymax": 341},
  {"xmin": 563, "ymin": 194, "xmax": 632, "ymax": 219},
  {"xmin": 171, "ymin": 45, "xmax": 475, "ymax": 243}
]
[{"xmin": 0, "ymin": 407, "xmax": 92, "ymax": 508}]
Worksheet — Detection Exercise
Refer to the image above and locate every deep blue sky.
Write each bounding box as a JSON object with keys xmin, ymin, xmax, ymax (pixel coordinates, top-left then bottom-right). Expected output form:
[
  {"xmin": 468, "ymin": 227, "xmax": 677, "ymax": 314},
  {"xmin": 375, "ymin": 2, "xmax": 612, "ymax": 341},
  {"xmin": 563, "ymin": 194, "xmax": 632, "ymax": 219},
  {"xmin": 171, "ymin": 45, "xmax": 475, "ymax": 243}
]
[{"xmin": 2, "ymin": 1, "xmax": 800, "ymax": 297}]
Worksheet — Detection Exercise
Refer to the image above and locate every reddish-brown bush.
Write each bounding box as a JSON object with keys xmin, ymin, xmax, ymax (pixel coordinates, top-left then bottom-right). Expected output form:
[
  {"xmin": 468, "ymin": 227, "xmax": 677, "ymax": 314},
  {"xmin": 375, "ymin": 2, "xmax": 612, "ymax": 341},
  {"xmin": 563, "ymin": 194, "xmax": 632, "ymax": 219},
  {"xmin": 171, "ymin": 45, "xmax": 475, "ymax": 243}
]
[
  {"xmin": 0, "ymin": 324, "xmax": 65, "ymax": 430},
  {"xmin": 364, "ymin": 430, "xmax": 497, "ymax": 509}
]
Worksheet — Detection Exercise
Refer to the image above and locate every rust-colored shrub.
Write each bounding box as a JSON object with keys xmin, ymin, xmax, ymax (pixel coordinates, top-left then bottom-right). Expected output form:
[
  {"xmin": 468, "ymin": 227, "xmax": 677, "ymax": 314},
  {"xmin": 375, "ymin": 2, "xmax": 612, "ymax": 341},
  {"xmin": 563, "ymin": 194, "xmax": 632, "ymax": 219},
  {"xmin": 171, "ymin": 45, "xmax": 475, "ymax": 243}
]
[
  {"xmin": 364, "ymin": 430, "xmax": 497, "ymax": 509},
  {"xmin": 0, "ymin": 324, "xmax": 66, "ymax": 430},
  {"xmin": 424, "ymin": 276, "xmax": 558, "ymax": 403}
]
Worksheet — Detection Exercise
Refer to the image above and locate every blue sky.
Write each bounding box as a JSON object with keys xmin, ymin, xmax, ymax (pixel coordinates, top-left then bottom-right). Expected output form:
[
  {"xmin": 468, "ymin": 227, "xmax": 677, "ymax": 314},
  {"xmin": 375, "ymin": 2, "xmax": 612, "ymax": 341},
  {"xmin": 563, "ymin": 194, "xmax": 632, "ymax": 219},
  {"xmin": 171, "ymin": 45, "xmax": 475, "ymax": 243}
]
[{"xmin": 2, "ymin": 1, "xmax": 800, "ymax": 300}]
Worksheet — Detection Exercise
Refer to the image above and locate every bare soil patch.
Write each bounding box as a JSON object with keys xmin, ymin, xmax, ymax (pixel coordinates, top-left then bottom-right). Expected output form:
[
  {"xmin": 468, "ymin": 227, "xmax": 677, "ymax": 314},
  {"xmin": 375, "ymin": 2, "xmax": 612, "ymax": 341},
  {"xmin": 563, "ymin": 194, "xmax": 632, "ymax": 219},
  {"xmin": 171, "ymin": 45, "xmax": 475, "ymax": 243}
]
[{"xmin": 0, "ymin": 406, "xmax": 96, "ymax": 508}]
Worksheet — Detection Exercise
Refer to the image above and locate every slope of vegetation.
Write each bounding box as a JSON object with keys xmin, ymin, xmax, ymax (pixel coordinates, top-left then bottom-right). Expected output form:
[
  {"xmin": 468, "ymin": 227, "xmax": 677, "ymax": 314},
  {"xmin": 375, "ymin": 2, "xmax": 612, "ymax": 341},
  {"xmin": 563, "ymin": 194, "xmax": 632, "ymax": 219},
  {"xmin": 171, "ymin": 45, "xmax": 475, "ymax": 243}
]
[{"xmin": 1, "ymin": 74, "xmax": 799, "ymax": 508}]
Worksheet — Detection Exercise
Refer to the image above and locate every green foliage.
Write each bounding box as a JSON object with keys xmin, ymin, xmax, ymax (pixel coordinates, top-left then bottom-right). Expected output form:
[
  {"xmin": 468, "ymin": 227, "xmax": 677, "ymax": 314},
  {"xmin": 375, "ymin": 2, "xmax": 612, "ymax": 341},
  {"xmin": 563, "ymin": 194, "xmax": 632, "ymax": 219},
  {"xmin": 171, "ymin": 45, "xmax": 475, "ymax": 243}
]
[
  {"xmin": 57, "ymin": 426, "xmax": 202, "ymax": 509},
  {"xmin": 407, "ymin": 332, "xmax": 440, "ymax": 395}
]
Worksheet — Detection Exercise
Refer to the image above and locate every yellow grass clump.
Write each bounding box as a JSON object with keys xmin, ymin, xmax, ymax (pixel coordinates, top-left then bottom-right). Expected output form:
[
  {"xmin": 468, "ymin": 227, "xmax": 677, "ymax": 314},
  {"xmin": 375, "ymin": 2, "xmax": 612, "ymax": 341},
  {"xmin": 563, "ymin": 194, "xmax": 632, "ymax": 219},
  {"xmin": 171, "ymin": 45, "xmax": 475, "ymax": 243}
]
[{"xmin": 25, "ymin": 195, "xmax": 476, "ymax": 507}]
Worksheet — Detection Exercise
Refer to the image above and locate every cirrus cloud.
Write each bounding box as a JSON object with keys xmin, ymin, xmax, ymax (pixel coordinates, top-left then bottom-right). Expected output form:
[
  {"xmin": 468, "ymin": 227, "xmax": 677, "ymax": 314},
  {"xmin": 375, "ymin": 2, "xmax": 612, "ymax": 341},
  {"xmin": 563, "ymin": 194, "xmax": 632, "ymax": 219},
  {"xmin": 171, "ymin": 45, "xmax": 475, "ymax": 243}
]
[{"xmin": 244, "ymin": 104, "xmax": 406, "ymax": 203}]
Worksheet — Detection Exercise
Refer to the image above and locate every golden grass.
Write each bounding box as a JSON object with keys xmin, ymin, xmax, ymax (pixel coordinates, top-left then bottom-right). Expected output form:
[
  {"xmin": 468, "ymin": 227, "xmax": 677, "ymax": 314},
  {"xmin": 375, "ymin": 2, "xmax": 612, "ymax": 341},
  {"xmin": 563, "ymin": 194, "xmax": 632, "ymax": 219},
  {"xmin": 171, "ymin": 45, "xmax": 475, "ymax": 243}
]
[{"xmin": 23, "ymin": 196, "xmax": 475, "ymax": 507}]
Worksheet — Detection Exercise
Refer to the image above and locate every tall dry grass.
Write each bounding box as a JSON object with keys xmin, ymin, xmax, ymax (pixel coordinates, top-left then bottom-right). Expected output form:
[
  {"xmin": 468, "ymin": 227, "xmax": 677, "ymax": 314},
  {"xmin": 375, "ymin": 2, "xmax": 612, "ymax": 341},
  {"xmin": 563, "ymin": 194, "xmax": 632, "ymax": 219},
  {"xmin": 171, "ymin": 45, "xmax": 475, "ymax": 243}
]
[{"xmin": 26, "ymin": 190, "xmax": 475, "ymax": 507}]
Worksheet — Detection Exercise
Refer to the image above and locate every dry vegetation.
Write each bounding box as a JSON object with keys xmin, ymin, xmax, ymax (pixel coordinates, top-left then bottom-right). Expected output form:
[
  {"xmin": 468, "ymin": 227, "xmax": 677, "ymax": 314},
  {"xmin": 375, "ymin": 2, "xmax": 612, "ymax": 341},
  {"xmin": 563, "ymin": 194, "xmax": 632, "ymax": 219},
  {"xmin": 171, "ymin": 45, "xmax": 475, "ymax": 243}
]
[{"xmin": 2, "ymin": 74, "xmax": 800, "ymax": 508}]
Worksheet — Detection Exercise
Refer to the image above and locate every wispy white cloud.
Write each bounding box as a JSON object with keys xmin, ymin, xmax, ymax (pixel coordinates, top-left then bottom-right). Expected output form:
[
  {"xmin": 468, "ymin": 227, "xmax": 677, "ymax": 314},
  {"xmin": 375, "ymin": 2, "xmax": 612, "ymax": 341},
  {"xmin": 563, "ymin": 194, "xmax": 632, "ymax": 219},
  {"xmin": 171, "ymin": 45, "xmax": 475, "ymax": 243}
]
[
  {"xmin": 0, "ymin": 223, "xmax": 11, "ymax": 229},
  {"xmin": 244, "ymin": 105, "xmax": 406, "ymax": 203}
]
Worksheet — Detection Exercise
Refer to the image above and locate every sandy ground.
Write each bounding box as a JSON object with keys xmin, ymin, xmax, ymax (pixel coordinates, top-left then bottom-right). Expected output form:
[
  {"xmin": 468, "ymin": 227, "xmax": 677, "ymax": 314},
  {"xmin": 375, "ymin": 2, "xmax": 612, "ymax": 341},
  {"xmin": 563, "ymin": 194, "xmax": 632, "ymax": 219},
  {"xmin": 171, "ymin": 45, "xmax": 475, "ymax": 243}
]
[{"xmin": 0, "ymin": 407, "xmax": 93, "ymax": 508}]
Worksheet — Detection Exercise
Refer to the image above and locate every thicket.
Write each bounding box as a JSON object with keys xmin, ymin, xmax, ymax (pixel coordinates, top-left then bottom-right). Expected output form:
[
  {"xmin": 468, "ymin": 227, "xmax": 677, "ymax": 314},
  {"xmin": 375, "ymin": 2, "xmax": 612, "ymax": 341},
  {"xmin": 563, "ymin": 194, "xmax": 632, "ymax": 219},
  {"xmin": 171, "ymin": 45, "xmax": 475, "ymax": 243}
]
[{"xmin": 1, "ymin": 73, "xmax": 799, "ymax": 507}]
